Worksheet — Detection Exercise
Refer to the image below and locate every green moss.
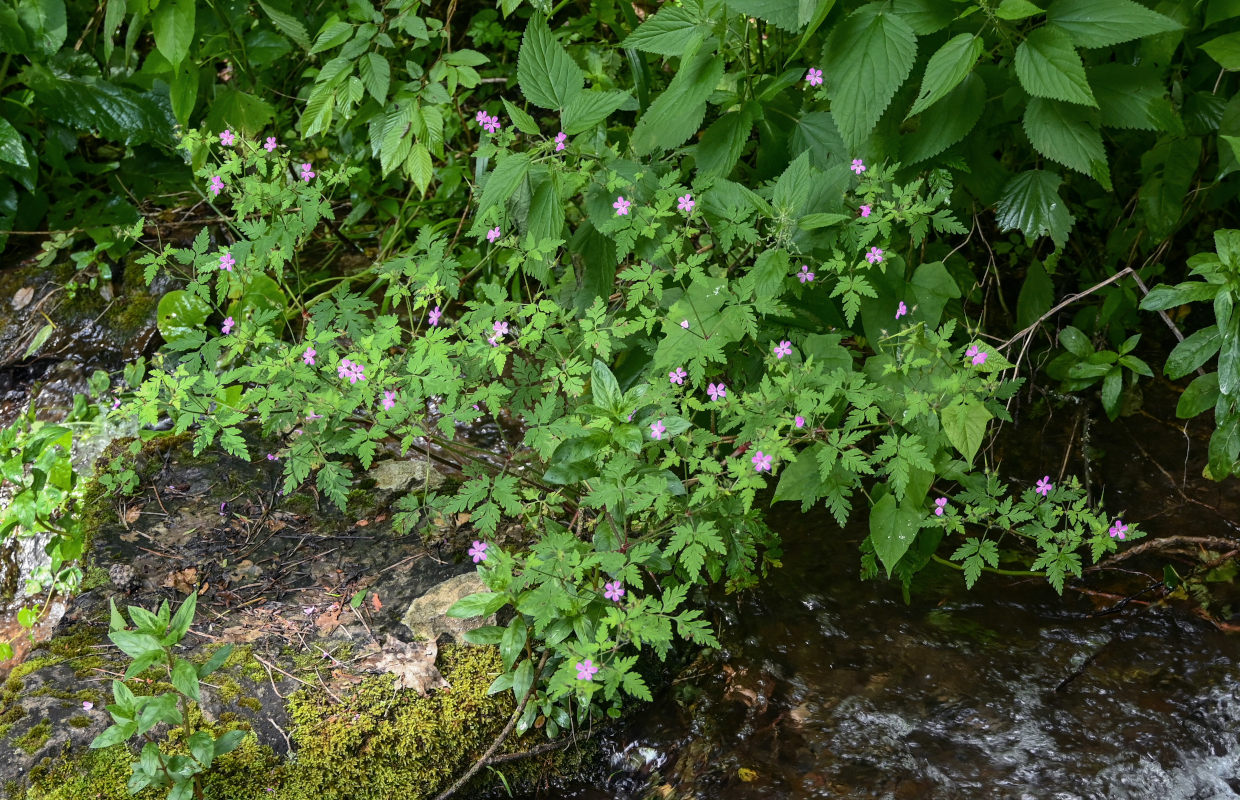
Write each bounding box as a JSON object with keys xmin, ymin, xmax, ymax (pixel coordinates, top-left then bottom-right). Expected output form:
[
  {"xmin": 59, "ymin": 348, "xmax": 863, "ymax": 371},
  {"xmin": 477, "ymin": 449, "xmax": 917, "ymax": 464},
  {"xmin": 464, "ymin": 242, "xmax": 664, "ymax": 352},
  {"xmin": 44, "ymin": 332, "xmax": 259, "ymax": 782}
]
[
  {"xmin": 14, "ymin": 720, "xmax": 51, "ymax": 754},
  {"xmin": 237, "ymin": 697, "xmax": 263, "ymax": 712},
  {"xmin": 67, "ymin": 715, "xmax": 92, "ymax": 729},
  {"xmin": 9, "ymin": 657, "xmax": 59, "ymax": 682},
  {"xmin": 8, "ymin": 626, "xmax": 107, "ymax": 682},
  {"xmin": 0, "ymin": 699, "xmax": 26, "ymax": 738},
  {"xmin": 79, "ymin": 565, "xmax": 111, "ymax": 592},
  {"xmin": 108, "ymin": 292, "xmax": 157, "ymax": 338}
]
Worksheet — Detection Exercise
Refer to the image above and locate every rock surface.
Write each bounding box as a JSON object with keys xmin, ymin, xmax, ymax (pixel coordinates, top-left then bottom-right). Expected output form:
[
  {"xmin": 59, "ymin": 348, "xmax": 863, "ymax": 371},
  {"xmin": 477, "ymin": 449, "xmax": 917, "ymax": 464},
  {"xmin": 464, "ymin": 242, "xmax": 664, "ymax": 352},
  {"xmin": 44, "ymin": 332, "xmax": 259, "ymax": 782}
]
[{"xmin": 401, "ymin": 571, "xmax": 494, "ymax": 643}]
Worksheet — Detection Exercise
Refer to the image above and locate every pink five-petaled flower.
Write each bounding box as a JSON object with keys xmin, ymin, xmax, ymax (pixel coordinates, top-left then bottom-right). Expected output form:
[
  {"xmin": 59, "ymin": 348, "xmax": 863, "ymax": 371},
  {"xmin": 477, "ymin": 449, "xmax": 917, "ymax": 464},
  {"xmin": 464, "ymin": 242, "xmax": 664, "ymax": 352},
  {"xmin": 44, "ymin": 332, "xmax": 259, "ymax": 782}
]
[
  {"xmin": 1109, "ymin": 520, "xmax": 1128, "ymax": 540},
  {"xmin": 797, "ymin": 265, "xmax": 815, "ymax": 284},
  {"xmin": 751, "ymin": 451, "xmax": 772, "ymax": 473},
  {"xmin": 267, "ymin": 453, "xmax": 278, "ymax": 461},
  {"xmin": 382, "ymin": 390, "xmax": 396, "ymax": 410},
  {"xmin": 303, "ymin": 347, "xmax": 316, "ymax": 365},
  {"xmin": 896, "ymin": 301, "xmax": 908, "ymax": 320},
  {"xmin": 614, "ymin": 196, "xmax": 631, "ymax": 216},
  {"xmin": 493, "ymin": 320, "xmax": 509, "ymax": 337},
  {"xmin": 860, "ymin": 204, "xmax": 872, "ymax": 218},
  {"xmin": 488, "ymin": 336, "xmax": 499, "ymax": 347},
  {"xmin": 300, "ymin": 163, "xmax": 315, "ymax": 182},
  {"xmin": 805, "ymin": 67, "xmax": 823, "ymax": 87},
  {"xmin": 1036, "ymin": 476, "xmax": 1053, "ymax": 497},
  {"xmin": 604, "ymin": 581, "xmax": 625, "ymax": 602},
  {"xmin": 475, "ymin": 110, "xmax": 488, "ymax": 124},
  {"xmin": 219, "ymin": 252, "xmax": 235, "ymax": 271},
  {"xmin": 487, "ymin": 227, "xmax": 501, "ymax": 243},
  {"xmin": 220, "ymin": 129, "xmax": 235, "ymax": 146},
  {"xmin": 264, "ymin": 136, "xmax": 278, "ymax": 152},
  {"xmin": 972, "ymin": 350, "xmax": 988, "ymax": 366},
  {"xmin": 222, "ymin": 316, "xmax": 234, "ymax": 335},
  {"xmin": 575, "ymin": 660, "xmax": 598, "ymax": 681},
  {"xmin": 934, "ymin": 497, "xmax": 947, "ymax": 516},
  {"xmin": 209, "ymin": 175, "xmax": 224, "ymax": 196},
  {"xmin": 429, "ymin": 306, "xmax": 442, "ymax": 326},
  {"xmin": 794, "ymin": 415, "xmax": 805, "ymax": 429},
  {"xmin": 707, "ymin": 382, "xmax": 726, "ymax": 402},
  {"xmin": 851, "ymin": 159, "xmax": 866, "ymax": 175},
  {"xmin": 669, "ymin": 367, "xmax": 687, "ymax": 385},
  {"xmin": 468, "ymin": 540, "xmax": 489, "ymax": 563},
  {"xmin": 774, "ymin": 340, "xmax": 792, "ymax": 359},
  {"xmin": 337, "ymin": 358, "xmax": 365, "ymax": 384},
  {"xmin": 483, "ymin": 114, "xmax": 501, "ymax": 134},
  {"xmin": 555, "ymin": 131, "xmax": 567, "ymax": 152},
  {"xmin": 650, "ymin": 419, "xmax": 666, "ymax": 440},
  {"xmin": 865, "ymin": 247, "xmax": 884, "ymax": 264},
  {"xmin": 677, "ymin": 194, "xmax": 695, "ymax": 214}
]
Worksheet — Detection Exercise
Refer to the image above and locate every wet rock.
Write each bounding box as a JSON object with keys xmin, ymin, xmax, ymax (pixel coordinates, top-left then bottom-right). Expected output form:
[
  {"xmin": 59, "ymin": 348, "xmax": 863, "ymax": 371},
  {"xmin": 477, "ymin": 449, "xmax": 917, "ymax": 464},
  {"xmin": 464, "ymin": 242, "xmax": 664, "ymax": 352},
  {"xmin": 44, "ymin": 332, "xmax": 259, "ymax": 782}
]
[
  {"xmin": 368, "ymin": 457, "xmax": 444, "ymax": 495},
  {"xmin": 401, "ymin": 572, "xmax": 494, "ymax": 643}
]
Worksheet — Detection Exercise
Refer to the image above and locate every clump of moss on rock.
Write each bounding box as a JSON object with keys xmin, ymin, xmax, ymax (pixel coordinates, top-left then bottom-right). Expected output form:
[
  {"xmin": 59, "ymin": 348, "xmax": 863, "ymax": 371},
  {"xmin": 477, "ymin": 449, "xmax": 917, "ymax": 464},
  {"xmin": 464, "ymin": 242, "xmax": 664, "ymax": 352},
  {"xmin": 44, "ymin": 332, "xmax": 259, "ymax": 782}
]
[{"xmin": 13, "ymin": 720, "xmax": 51, "ymax": 755}]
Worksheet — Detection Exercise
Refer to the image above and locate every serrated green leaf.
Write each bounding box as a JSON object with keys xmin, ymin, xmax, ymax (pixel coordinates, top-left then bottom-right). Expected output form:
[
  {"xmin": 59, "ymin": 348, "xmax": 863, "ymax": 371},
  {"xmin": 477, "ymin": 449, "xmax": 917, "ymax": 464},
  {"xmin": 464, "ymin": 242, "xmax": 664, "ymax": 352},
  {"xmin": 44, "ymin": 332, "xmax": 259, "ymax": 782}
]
[
  {"xmin": 622, "ymin": 5, "xmax": 707, "ymax": 54},
  {"xmin": 1089, "ymin": 64, "xmax": 1179, "ymax": 131},
  {"xmin": 1015, "ymin": 26, "xmax": 1096, "ymax": 106},
  {"xmin": 1202, "ymin": 31, "xmax": 1240, "ymax": 70},
  {"xmin": 17, "ymin": 0, "xmax": 66, "ymax": 56},
  {"xmin": 902, "ymin": 72, "xmax": 985, "ymax": 163},
  {"xmin": 562, "ymin": 90, "xmax": 630, "ymax": 134},
  {"xmin": 501, "ymin": 98, "xmax": 541, "ymax": 135},
  {"xmin": 728, "ymin": 0, "xmax": 801, "ymax": 30},
  {"xmin": 631, "ymin": 48, "xmax": 724, "ymax": 155},
  {"xmin": 1023, "ymin": 98, "xmax": 1111, "ymax": 189},
  {"xmin": 908, "ymin": 33, "xmax": 982, "ymax": 117},
  {"xmin": 476, "ymin": 152, "xmax": 532, "ymax": 223},
  {"xmin": 406, "ymin": 142, "xmax": 433, "ymax": 196},
  {"xmin": 997, "ymin": 0, "xmax": 1045, "ymax": 19},
  {"xmin": 823, "ymin": 5, "xmax": 918, "ymax": 148},
  {"xmin": 359, "ymin": 53, "xmax": 390, "ymax": 103},
  {"xmin": 258, "ymin": 0, "xmax": 309, "ymax": 50},
  {"xmin": 517, "ymin": 13, "xmax": 584, "ymax": 110},
  {"xmin": 1046, "ymin": 0, "xmax": 1181, "ymax": 48},
  {"xmin": 310, "ymin": 19, "xmax": 353, "ymax": 55},
  {"xmin": 996, "ymin": 169, "xmax": 1074, "ymax": 248},
  {"xmin": 152, "ymin": 0, "xmax": 194, "ymax": 68},
  {"xmin": 696, "ymin": 107, "xmax": 754, "ymax": 178}
]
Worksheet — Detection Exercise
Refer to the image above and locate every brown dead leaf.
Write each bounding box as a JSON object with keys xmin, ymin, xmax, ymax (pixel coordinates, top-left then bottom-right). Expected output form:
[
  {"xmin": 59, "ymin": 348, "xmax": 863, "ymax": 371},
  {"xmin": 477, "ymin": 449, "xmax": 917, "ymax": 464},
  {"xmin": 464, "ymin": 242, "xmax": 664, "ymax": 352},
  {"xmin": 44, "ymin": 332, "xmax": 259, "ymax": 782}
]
[
  {"xmin": 370, "ymin": 593, "xmax": 382, "ymax": 612},
  {"xmin": 218, "ymin": 625, "xmax": 266, "ymax": 644},
  {"xmin": 162, "ymin": 567, "xmax": 198, "ymax": 594},
  {"xmin": 357, "ymin": 636, "xmax": 450, "ymax": 696},
  {"xmin": 314, "ymin": 606, "xmax": 342, "ymax": 634},
  {"xmin": 355, "ymin": 519, "xmax": 369, "ymax": 527},
  {"xmin": 455, "ymin": 513, "xmax": 472, "ymax": 526},
  {"xmin": 12, "ymin": 287, "xmax": 33, "ymax": 310},
  {"xmin": 124, "ymin": 505, "xmax": 143, "ymax": 524}
]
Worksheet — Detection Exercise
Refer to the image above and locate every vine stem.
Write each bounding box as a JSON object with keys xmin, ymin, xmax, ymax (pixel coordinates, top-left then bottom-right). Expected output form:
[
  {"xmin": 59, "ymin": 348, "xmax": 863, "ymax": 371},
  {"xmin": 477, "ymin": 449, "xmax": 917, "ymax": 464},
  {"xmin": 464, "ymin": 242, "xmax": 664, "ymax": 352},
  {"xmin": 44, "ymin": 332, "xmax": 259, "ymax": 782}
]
[{"xmin": 431, "ymin": 650, "xmax": 549, "ymax": 800}]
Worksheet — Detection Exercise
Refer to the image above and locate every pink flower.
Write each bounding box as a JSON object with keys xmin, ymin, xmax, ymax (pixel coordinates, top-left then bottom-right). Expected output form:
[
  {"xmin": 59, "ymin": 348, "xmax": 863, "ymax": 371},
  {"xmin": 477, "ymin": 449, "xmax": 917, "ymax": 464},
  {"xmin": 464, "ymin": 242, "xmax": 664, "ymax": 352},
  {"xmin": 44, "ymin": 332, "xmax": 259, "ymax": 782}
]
[
  {"xmin": 429, "ymin": 306, "xmax": 442, "ymax": 326},
  {"xmin": 680, "ymin": 319, "xmax": 689, "ymax": 329},
  {"xmin": 707, "ymin": 382, "xmax": 726, "ymax": 402},
  {"xmin": 487, "ymin": 227, "xmax": 501, "ymax": 243},
  {"xmin": 677, "ymin": 194, "xmax": 695, "ymax": 213},
  {"xmin": 303, "ymin": 347, "xmax": 316, "ymax": 365},
  {"xmin": 797, "ymin": 265, "xmax": 814, "ymax": 284},
  {"xmin": 1036, "ymin": 476, "xmax": 1053, "ymax": 496},
  {"xmin": 896, "ymin": 302, "xmax": 907, "ymax": 320},
  {"xmin": 774, "ymin": 340, "xmax": 792, "ymax": 359},
  {"xmin": 382, "ymin": 390, "xmax": 396, "ymax": 410},
  {"xmin": 805, "ymin": 68, "xmax": 823, "ymax": 87},
  {"xmin": 266, "ymin": 453, "xmax": 278, "ymax": 461},
  {"xmin": 794, "ymin": 415, "xmax": 805, "ymax": 428},
  {"xmin": 860, "ymin": 204, "xmax": 872, "ymax": 218},
  {"xmin": 850, "ymin": 159, "xmax": 866, "ymax": 175},
  {"xmin": 493, "ymin": 320, "xmax": 509, "ymax": 336},
  {"xmin": 482, "ymin": 114, "xmax": 501, "ymax": 134},
  {"xmin": 112, "ymin": 398, "xmax": 121, "ymax": 410},
  {"xmin": 488, "ymin": 336, "xmax": 499, "ymax": 347},
  {"xmin": 604, "ymin": 581, "xmax": 625, "ymax": 602},
  {"xmin": 469, "ymin": 540, "xmax": 489, "ymax": 562},
  {"xmin": 614, "ymin": 196, "xmax": 631, "ymax": 216},
  {"xmin": 219, "ymin": 252, "xmax": 235, "ymax": 271},
  {"xmin": 300, "ymin": 163, "xmax": 316, "ymax": 182},
  {"xmin": 934, "ymin": 497, "xmax": 947, "ymax": 516},
  {"xmin": 966, "ymin": 345, "xmax": 979, "ymax": 360},
  {"xmin": 476, "ymin": 110, "xmax": 489, "ymax": 124},
  {"xmin": 650, "ymin": 420, "xmax": 666, "ymax": 440},
  {"xmin": 82, "ymin": 701, "xmax": 94, "ymax": 711},
  {"xmin": 264, "ymin": 136, "xmax": 278, "ymax": 152},
  {"xmin": 337, "ymin": 358, "xmax": 365, "ymax": 384},
  {"xmin": 751, "ymin": 451, "xmax": 772, "ymax": 473},
  {"xmin": 972, "ymin": 351, "xmax": 988, "ymax": 366},
  {"xmin": 575, "ymin": 659, "xmax": 598, "ymax": 680},
  {"xmin": 1109, "ymin": 520, "xmax": 1128, "ymax": 540},
  {"xmin": 865, "ymin": 247, "xmax": 883, "ymax": 264},
  {"xmin": 209, "ymin": 176, "xmax": 224, "ymax": 196},
  {"xmin": 669, "ymin": 367, "xmax": 686, "ymax": 385},
  {"xmin": 222, "ymin": 316, "xmax": 234, "ymax": 334},
  {"xmin": 220, "ymin": 129, "xmax": 235, "ymax": 146},
  {"xmin": 555, "ymin": 131, "xmax": 567, "ymax": 152}
]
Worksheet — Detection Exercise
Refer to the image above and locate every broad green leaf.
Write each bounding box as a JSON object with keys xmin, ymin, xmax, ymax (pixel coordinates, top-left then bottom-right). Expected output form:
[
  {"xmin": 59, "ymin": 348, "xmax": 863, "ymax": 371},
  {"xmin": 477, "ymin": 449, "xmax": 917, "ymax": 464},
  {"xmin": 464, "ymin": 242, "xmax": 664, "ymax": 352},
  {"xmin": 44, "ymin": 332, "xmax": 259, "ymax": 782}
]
[
  {"xmin": 997, "ymin": 0, "xmax": 1045, "ymax": 19},
  {"xmin": 798, "ymin": 212, "xmax": 849, "ymax": 229},
  {"xmin": 940, "ymin": 397, "xmax": 991, "ymax": 463},
  {"xmin": 1139, "ymin": 281, "xmax": 1218, "ymax": 311},
  {"xmin": 258, "ymin": 0, "xmax": 310, "ymax": 50},
  {"xmin": 23, "ymin": 324, "xmax": 53, "ymax": 359},
  {"xmin": 406, "ymin": 142, "xmax": 433, "ymax": 196},
  {"xmin": 152, "ymin": 0, "xmax": 195, "ymax": 68},
  {"xmin": 359, "ymin": 52, "xmax": 390, "ymax": 103},
  {"xmin": 789, "ymin": 111, "xmax": 847, "ymax": 168},
  {"xmin": 908, "ymin": 33, "xmax": 982, "ymax": 117},
  {"xmin": 1022, "ymin": 98, "xmax": 1111, "ymax": 189},
  {"xmin": 910, "ymin": 260, "xmax": 960, "ymax": 327},
  {"xmin": 16, "ymin": 0, "xmax": 66, "ymax": 56},
  {"xmin": 1101, "ymin": 366, "xmax": 1122, "ymax": 419},
  {"xmin": 773, "ymin": 443, "xmax": 828, "ymax": 510},
  {"xmin": 727, "ymin": 0, "xmax": 801, "ymax": 30},
  {"xmin": 1017, "ymin": 260, "xmax": 1055, "ymax": 329},
  {"xmin": 622, "ymin": 5, "xmax": 707, "ymax": 54},
  {"xmin": 1059, "ymin": 325, "xmax": 1093, "ymax": 357},
  {"xmin": 214, "ymin": 729, "xmax": 246, "ymax": 756},
  {"xmin": 512, "ymin": 657, "xmax": 534, "ymax": 701},
  {"xmin": 0, "ymin": 6, "xmax": 31, "ymax": 53},
  {"xmin": 868, "ymin": 492, "xmax": 922, "ymax": 577},
  {"xmin": 1209, "ymin": 415, "xmax": 1240, "ymax": 478},
  {"xmin": 108, "ymin": 630, "xmax": 163, "ymax": 661},
  {"xmin": 310, "ymin": 20, "xmax": 353, "ymax": 55},
  {"xmin": 1089, "ymin": 64, "xmax": 1179, "ymax": 131},
  {"xmin": 517, "ymin": 13, "xmax": 584, "ymax": 110},
  {"xmin": 1206, "ymin": 0, "xmax": 1240, "ymax": 27},
  {"xmin": 591, "ymin": 358, "xmax": 622, "ymax": 410},
  {"xmin": 1165, "ymin": 325, "xmax": 1221, "ymax": 380},
  {"xmin": 823, "ymin": 5, "xmax": 918, "ymax": 148},
  {"xmin": 24, "ymin": 65, "xmax": 173, "ymax": 146},
  {"xmin": 890, "ymin": 0, "xmax": 955, "ymax": 34},
  {"xmin": 198, "ymin": 643, "xmax": 233, "ymax": 677},
  {"xmin": 500, "ymin": 616, "xmax": 526, "ymax": 670},
  {"xmin": 207, "ymin": 88, "xmax": 276, "ymax": 136},
  {"xmin": 1220, "ymin": 314, "xmax": 1240, "ymax": 395},
  {"xmin": 169, "ymin": 59, "xmax": 198, "ymax": 128},
  {"xmin": 446, "ymin": 591, "xmax": 506, "ymax": 618},
  {"xmin": 562, "ymin": 90, "xmax": 631, "ymax": 134},
  {"xmin": 172, "ymin": 658, "xmax": 201, "ymax": 702},
  {"xmin": 902, "ymin": 72, "xmax": 985, "ymax": 163},
  {"xmin": 1177, "ymin": 372, "xmax": 1220, "ymax": 418},
  {"xmin": 1015, "ymin": 26, "xmax": 1096, "ymax": 106},
  {"xmin": 631, "ymin": 48, "xmax": 724, "ymax": 155},
  {"xmin": 1202, "ymin": 31, "xmax": 1240, "ymax": 70},
  {"xmin": 476, "ymin": 152, "xmax": 531, "ymax": 223},
  {"xmin": 1046, "ymin": 0, "xmax": 1182, "ymax": 48},
  {"xmin": 501, "ymin": 98, "xmax": 540, "ymax": 135},
  {"xmin": 156, "ymin": 290, "xmax": 211, "ymax": 346},
  {"xmin": 995, "ymin": 169, "xmax": 1074, "ymax": 248},
  {"xmin": 462, "ymin": 625, "xmax": 504, "ymax": 645},
  {"xmin": 696, "ymin": 107, "xmax": 755, "ymax": 178}
]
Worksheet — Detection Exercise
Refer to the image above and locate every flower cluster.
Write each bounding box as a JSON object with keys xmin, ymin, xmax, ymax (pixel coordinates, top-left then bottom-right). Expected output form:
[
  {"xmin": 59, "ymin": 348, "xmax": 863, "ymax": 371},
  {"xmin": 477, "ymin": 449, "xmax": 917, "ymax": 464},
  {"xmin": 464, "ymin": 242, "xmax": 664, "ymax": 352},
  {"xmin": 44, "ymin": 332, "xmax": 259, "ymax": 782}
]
[
  {"xmin": 475, "ymin": 110, "xmax": 501, "ymax": 134},
  {"xmin": 337, "ymin": 358, "xmax": 366, "ymax": 384}
]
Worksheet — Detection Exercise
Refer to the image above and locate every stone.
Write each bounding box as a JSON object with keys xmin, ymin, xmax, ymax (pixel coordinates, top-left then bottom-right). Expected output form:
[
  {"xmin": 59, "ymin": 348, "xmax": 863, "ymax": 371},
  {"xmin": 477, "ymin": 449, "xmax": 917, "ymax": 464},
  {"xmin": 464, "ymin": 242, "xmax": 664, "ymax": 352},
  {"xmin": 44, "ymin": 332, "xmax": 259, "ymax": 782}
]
[
  {"xmin": 401, "ymin": 572, "xmax": 493, "ymax": 643},
  {"xmin": 368, "ymin": 458, "xmax": 444, "ymax": 493}
]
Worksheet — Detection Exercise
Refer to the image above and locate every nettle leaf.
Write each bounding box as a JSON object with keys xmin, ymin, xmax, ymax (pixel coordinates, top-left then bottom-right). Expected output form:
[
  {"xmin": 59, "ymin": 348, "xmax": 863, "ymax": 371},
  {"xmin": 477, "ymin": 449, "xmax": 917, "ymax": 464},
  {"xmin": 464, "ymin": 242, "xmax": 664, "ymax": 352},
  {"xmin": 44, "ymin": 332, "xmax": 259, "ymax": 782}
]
[
  {"xmin": 502, "ymin": 98, "xmax": 540, "ymax": 135},
  {"xmin": 562, "ymin": 90, "xmax": 631, "ymax": 135},
  {"xmin": 908, "ymin": 33, "xmax": 983, "ymax": 117},
  {"xmin": 727, "ymin": 0, "xmax": 801, "ymax": 31},
  {"xmin": 696, "ymin": 106, "xmax": 755, "ymax": 178},
  {"xmin": 1022, "ymin": 98, "xmax": 1111, "ymax": 189},
  {"xmin": 868, "ymin": 493, "xmax": 922, "ymax": 577},
  {"xmin": 476, "ymin": 152, "xmax": 532, "ymax": 225},
  {"xmin": 823, "ymin": 5, "xmax": 918, "ymax": 148},
  {"xmin": 622, "ymin": 4, "xmax": 708, "ymax": 55},
  {"xmin": 996, "ymin": 169, "xmax": 1074, "ymax": 248},
  {"xmin": 903, "ymin": 72, "xmax": 985, "ymax": 164},
  {"xmin": 1015, "ymin": 26, "xmax": 1096, "ymax": 107},
  {"xmin": 1089, "ymin": 64, "xmax": 1179, "ymax": 131},
  {"xmin": 996, "ymin": 0, "xmax": 1046, "ymax": 20},
  {"xmin": 517, "ymin": 13, "xmax": 584, "ymax": 110},
  {"xmin": 631, "ymin": 48, "xmax": 725, "ymax": 156},
  {"xmin": 1045, "ymin": 0, "xmax": 1181, "ymax": 48}
]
